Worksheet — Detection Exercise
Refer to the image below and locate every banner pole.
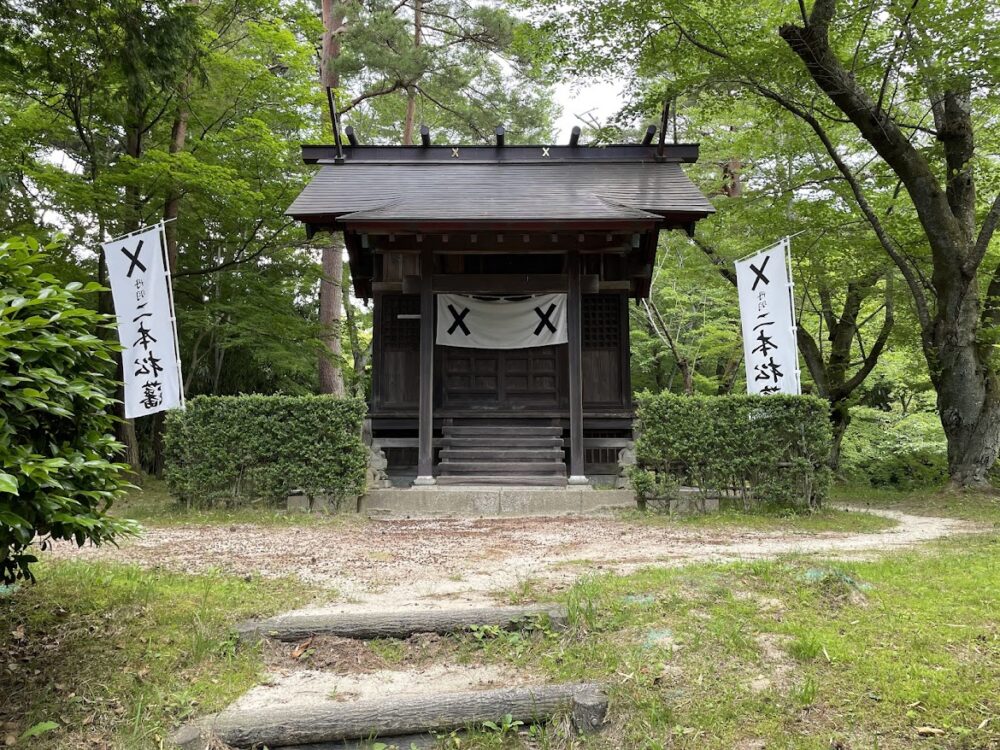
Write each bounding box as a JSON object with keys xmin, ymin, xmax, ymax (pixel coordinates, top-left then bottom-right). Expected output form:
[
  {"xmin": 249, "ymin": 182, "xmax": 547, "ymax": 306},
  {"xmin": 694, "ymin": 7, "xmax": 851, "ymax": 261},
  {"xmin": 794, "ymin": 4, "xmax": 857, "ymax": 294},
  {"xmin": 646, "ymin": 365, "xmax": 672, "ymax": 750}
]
[
  {"xmin": 158, "ymin": 221, "xmax": 186, "ymax": 409},
  {"xmin": 784, "ymin": 236, "xmax": 802, "ymax": 395},
  {"xmin": 733, "ymin": 229, "xmax": 808, "ymax": 264},
  {"xmin": 106, "ymin": 216, "xmax": 177, "ymax": 245}
]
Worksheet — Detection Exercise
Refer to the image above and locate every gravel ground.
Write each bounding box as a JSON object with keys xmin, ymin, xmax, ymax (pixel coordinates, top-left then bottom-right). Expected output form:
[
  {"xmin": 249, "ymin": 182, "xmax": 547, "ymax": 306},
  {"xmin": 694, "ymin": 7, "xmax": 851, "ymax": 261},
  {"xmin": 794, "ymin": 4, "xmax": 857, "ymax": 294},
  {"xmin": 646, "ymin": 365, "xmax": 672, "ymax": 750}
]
[{"xmin": 48, "ymin": 507, "xmax": 976, "ymax": 610}]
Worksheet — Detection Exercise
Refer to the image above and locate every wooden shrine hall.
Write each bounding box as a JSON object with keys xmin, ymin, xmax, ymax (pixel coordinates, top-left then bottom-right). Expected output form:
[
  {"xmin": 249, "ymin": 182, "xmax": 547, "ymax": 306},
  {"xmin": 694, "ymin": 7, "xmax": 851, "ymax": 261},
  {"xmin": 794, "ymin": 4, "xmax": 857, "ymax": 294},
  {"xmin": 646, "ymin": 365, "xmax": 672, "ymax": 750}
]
[{"xmin": 287, "ymin": 126, "xmax": 714, "ymax": 487}]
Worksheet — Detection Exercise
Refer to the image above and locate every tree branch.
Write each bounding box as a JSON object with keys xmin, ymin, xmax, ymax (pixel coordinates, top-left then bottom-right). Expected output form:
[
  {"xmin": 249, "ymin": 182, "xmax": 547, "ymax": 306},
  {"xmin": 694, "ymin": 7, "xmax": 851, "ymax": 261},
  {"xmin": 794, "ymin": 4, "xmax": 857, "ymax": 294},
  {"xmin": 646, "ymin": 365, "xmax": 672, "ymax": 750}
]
[
  {"xmin": 970, "ymin": 193, "xmax": 1000, "ymax": 272},
  {"xmin": 778, "ymin": 0, "xmax": 963, "ymax": 270},
  {"xmin": 745, "ymin": 80, "xmax": 932, "ymax": 334},
  {"xmin": 690, "ymin": 236, "xmax": 736, "ymax": 286}
]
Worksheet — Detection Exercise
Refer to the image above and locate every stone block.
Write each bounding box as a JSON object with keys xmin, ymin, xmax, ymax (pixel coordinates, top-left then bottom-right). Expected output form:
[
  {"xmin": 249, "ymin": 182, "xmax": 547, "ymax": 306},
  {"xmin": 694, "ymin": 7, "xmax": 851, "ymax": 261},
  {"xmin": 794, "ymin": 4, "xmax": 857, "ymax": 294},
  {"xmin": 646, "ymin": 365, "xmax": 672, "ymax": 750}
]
[
  {"xmin": 669, "ymin": 492, "xmax": 720, "ymax": 515},
  {"xmin": 287, "ymin": 493, "xmax": 310, "ymax": 512}
]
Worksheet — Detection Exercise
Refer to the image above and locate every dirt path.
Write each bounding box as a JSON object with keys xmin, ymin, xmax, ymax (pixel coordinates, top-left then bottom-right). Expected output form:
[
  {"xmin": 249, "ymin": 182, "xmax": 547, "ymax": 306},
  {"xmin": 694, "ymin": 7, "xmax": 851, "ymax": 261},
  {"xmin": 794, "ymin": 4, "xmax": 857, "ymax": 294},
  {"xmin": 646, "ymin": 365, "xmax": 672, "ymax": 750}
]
[{"xmin": 50, "ymin": 507, "xmax": 976, "ymax": 611}]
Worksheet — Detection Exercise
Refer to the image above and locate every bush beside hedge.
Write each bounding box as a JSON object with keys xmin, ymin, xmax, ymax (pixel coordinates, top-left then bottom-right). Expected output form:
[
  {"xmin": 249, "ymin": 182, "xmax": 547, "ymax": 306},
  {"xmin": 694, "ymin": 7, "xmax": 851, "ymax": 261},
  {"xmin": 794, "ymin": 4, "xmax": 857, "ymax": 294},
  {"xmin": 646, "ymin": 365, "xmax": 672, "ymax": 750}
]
[
  {"xmin": 635, "ymin": 393, "xmax": 832, "ymax": 509},
  {"xmin": 164, "ymin": 395, "xmax": 368, "ymax": 507},
  {"xmin": 840, "ymin": 407, "xmax": 948, "ymax": 488}
]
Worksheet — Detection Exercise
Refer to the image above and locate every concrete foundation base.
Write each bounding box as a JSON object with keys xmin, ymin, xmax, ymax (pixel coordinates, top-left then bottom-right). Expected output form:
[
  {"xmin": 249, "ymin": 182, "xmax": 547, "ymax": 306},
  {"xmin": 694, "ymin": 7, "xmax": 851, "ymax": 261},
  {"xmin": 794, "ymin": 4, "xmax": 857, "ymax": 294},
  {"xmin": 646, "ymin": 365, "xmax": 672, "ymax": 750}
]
[{"xmin": 359, "ymin": 485, "xmax": 636, "ymax": 517}]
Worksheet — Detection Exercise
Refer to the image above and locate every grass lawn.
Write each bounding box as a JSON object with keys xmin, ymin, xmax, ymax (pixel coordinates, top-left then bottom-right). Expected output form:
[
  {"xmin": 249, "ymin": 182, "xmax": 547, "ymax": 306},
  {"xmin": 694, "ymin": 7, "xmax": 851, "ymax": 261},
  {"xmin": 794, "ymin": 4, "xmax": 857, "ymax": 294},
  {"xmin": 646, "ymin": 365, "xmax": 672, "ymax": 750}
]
[
  {"xmin": 0, "ymin": 561, "xmax": 314, "ymax": 749},
  {"xmin": 454, "ymin": 533, "xmax": 998, "ymax": 749}
]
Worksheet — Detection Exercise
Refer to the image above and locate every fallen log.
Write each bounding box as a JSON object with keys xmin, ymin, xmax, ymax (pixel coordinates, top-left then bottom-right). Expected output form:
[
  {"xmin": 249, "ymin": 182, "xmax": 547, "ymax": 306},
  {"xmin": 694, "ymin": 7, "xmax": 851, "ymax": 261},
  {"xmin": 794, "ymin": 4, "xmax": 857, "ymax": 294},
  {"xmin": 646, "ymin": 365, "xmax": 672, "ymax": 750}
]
[
  {"xmin": 273, "ymin": 734, "xmax": 444, "ymax": 750},
  {"xmin": 236, "ymin": 604, "xmax": 567, "ymax": 643},
  {"xmin": 171, "ymin": 682, "xmax": 606, "ymax": 750}
]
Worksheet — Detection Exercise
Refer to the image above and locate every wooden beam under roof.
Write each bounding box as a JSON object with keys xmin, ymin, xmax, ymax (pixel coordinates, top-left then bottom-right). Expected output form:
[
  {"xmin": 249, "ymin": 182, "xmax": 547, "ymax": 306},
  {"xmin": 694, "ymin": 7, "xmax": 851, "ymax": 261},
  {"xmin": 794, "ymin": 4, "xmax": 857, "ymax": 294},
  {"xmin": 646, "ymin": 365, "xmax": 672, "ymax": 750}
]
[
  {"xmin": 401, "ymin": 274, "xmax": 600, "ymax": 295},
  {"xmin": 363, "ymin": 231, "xmax": 638, "ymax": 255}
]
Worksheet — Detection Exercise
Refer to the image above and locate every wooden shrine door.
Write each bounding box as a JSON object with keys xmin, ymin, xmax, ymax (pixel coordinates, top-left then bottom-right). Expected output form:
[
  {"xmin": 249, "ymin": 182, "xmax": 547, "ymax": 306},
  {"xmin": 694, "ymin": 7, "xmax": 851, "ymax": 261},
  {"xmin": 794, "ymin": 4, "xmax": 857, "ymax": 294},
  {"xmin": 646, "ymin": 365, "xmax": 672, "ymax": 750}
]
[{"xmin": 438, "ymin": 345, "xmax": 566, "ymax": 412}]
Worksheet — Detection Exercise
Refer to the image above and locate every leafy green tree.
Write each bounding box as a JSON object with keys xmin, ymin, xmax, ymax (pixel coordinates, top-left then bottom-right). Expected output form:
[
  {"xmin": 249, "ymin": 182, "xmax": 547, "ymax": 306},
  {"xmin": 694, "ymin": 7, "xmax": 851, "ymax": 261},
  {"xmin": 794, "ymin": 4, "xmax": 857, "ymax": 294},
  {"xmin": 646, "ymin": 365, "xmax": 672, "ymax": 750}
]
[
  {"xmin": 333, "ymin": 0, "xmax": 556, "ymax": 144},
  {"xmin": 1, "ymin": 236, "xmax": 135, "ymax": 583},
  {"xmin": 0, "ymin": 1, "xmax": 329, "ymax": 473},
  {"xmin": 529, "ymin": 0, "xmax": 999, "ymax": 486}
]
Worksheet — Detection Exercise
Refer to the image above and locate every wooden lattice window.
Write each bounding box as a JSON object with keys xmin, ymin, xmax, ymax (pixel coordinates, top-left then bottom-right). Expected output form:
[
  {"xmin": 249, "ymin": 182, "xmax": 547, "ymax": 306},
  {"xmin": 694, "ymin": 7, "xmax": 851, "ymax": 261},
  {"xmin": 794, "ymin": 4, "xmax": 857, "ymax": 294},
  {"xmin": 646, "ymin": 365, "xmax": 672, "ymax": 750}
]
[
  {"xmin": 582, "ymin": 295, "xmax": 621, "ymax": 349},
  {"xmin": 381, "ymin": 295, "xmax": 420, "ymax": 348}
]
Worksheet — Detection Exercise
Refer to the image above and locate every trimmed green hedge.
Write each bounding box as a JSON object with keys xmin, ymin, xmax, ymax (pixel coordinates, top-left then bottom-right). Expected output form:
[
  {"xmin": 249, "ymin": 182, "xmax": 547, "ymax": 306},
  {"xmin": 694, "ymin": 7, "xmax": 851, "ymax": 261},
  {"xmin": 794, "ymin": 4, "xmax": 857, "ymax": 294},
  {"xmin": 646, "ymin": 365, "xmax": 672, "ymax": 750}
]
[
  {"xmin": 164, "ymin": 395, "xmax": 367, "ymax": 507},
  {"xmin": 635, "ymin": 393, "xmax": 832, "ymax": 509}
]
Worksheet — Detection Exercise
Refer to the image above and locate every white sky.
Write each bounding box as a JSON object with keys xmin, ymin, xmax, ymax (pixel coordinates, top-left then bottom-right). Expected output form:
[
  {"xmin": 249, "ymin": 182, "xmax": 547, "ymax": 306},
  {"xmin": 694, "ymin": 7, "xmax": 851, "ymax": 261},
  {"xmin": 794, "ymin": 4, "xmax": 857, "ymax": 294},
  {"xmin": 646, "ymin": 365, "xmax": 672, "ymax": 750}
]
[{"xmin": 551, "ymin": 79, "xmax": 626, "ymax": 140}]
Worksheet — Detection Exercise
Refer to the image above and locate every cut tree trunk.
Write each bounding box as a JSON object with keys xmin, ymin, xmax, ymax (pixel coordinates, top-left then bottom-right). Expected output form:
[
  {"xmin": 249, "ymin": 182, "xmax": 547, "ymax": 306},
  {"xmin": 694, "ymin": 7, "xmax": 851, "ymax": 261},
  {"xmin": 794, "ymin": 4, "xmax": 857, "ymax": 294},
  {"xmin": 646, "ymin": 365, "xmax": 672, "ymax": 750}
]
[
  {"xmin": 171, "ymin": 683, "xmax": 606, "ymax": 750},
  {"xmin": 236, "ymin": 604, "xmax": 567, "ymax": 642}
]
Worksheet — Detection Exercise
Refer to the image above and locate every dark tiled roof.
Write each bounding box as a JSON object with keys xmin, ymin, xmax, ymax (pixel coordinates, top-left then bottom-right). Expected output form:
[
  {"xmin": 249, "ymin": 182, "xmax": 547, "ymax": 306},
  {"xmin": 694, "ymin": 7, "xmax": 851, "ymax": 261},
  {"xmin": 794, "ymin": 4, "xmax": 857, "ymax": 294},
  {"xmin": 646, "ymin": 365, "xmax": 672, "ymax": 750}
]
[{"xmin": 286, "ymin": 162, "xmax": 714, "ymax": 225}]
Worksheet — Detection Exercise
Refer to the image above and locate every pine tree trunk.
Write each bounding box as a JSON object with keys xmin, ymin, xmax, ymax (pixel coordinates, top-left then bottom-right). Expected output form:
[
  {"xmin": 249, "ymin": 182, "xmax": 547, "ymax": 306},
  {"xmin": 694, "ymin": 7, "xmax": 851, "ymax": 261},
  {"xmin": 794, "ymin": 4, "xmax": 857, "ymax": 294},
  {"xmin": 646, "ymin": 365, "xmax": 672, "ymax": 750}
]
[
  {"xmin": 318, "ymin": 236, "xmax": 345, "ymax": 396},
  {"xmin": 402, "ymin": 0, "xmax": 421, "ymax": 145},
  {"xmin": 342, "ymin": 264, "xmax": 369, "ymax": 397},
  {"xmin": 317, "ymin": 0, "xmax": 346, "ymax": 397}
]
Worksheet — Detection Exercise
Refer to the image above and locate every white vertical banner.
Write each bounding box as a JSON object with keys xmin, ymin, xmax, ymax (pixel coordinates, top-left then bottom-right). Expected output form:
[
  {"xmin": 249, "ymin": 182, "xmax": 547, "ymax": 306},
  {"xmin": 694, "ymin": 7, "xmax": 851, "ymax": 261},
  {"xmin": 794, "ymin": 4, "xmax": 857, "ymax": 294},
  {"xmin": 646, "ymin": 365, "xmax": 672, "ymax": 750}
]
[
  {"xmin": 735, "ymin": 237, "xmax": 801, "ymax": 395},
  {"xmin": 101, "ymin": 223, "xmax": 184, "ymax": 418}
]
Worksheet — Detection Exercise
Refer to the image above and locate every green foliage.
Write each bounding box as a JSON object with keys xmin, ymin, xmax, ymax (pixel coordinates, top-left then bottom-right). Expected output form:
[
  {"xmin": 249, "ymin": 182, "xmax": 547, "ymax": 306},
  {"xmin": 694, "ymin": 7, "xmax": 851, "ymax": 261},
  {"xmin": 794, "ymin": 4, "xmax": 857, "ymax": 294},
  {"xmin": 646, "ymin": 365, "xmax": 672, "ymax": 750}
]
[
  {"xmin": 840, "ymin": 407, "xmax": 948, "ymax": 489},
  {"xmin": 164, "ymin": 395, "xmax": 368, "ymax": 507},
  {"xmin": 336, "ymin": 0, "xmax": 555, "ymax": 144},
  {"xmin": 0, "ymin": 236, "xmax": 134, "ymax": 584},
  {"xmin": 635, "ymin": 392, "xmax": 832, "ymax": 509}
]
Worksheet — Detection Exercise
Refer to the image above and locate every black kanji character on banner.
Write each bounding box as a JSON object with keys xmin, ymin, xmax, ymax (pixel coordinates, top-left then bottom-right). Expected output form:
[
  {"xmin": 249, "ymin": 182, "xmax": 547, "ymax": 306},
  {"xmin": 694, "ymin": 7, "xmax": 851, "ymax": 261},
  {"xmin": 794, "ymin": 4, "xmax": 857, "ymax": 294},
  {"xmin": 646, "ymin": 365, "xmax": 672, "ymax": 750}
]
[
  {"xmin": 133, "ymin": 321, "xmax": 157, "ymax": 350},
  {"xmin": 134, "ymin": 352, "xmax": 164, "ymax": 378},
  {"xmin": 140, "ymin": 380, "xmax": 163, "ymax": 409},
  {"xmin": 752, "ymin": 328, "xmax": 778, "ymax": 357},
  {"xmin": 753, "ymin": 357, "xmax": 784, "ymax": 384}
]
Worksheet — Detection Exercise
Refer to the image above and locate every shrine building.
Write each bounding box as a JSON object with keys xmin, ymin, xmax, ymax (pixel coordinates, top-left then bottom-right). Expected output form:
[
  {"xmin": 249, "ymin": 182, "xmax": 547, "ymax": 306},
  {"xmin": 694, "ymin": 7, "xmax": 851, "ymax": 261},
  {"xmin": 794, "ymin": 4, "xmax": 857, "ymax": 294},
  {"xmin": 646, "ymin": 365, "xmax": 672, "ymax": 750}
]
[{"xmin": 287, "ymin": 126, "xmax": 714, "ymax": 487}]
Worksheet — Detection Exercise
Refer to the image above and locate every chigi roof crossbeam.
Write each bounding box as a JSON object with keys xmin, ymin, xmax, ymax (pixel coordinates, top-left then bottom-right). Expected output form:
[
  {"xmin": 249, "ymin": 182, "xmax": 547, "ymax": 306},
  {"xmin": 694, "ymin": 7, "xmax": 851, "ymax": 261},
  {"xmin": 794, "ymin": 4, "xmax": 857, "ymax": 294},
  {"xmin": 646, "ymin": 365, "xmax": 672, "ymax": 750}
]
[{"xmin": 301, "ymin": 141, "xmax": 701, "ymax": 165}]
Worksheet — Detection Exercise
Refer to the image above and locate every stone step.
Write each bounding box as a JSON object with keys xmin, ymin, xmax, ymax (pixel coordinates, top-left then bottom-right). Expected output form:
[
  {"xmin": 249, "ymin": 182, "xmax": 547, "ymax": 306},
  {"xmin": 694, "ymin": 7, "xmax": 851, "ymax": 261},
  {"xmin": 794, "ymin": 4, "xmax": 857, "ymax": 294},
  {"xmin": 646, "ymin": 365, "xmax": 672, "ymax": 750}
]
[
  {"xmin": 443, "ymin": 425, "xmax": 563, "ymax": 437},
  {"xmin": 438, "ymin": 448, "xmax": 565, "ymax": 461},
  {"xmin": 437, "ymin": 461, "xmax": 566, "ymax": 476},
  {"xmin": 435, "ymin": 475, "xmax": 569, "ymax": 486}
]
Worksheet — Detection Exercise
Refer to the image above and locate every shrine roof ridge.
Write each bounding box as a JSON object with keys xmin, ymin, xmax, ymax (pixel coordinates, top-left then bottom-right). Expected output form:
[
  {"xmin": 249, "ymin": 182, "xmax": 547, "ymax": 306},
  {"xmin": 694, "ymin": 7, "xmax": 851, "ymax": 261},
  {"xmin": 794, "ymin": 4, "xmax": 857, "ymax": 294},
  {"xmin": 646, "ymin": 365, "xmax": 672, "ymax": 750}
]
[{"xmin": 300, "ymin": 142, "xmax": 701, "ymax": 165}]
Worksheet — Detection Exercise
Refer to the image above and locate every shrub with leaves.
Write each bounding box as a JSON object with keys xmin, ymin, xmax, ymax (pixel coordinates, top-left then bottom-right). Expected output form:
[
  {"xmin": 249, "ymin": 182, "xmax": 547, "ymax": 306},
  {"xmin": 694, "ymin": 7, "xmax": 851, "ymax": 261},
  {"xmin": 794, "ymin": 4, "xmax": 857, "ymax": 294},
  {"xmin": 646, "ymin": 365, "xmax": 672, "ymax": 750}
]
[
  {"xmin": 840, "ymin": 407, "xmax": 948, "ymax": 488},
  {"xmin": 164, "ymin": 395, "xmax": 368, "ymax": 507},
  {"xmin": 635, "ymin": 392, "xmax": 832, "ymax": 509},
  {"xmin": 0, "ymin": 236, "xmax": 135, "ymax": 584}
]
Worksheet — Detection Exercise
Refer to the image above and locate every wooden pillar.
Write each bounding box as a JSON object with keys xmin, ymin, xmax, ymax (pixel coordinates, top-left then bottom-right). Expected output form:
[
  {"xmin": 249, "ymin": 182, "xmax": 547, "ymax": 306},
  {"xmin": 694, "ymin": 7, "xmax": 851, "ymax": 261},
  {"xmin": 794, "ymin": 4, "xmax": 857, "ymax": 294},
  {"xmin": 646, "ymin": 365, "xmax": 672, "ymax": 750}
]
[
  {"xmin": 414, "ymin": 245, "xmax": 436, "ymax": 485},
  {"xmin": 567, "ymin": 250, "xmax": 586, "ymax": 484}
]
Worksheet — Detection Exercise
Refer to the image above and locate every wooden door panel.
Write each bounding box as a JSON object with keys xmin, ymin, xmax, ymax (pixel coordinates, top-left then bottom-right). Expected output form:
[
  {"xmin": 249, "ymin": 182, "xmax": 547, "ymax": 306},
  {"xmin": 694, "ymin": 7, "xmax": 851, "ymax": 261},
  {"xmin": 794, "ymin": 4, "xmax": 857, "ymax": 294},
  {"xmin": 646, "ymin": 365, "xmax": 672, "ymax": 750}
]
[{"xmin": 441, "ymin": 345, "xmax": 562, "ymax": 410}]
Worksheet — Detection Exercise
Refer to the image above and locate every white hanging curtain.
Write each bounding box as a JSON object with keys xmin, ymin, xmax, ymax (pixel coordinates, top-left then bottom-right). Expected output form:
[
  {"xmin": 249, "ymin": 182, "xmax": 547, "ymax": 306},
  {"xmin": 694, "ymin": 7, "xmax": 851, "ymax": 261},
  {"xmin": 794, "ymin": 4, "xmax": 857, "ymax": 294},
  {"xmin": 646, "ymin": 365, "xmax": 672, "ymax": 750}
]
[{"xmin": 436, "ymin": 293, "xmax": 568, "ymax": 349}]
